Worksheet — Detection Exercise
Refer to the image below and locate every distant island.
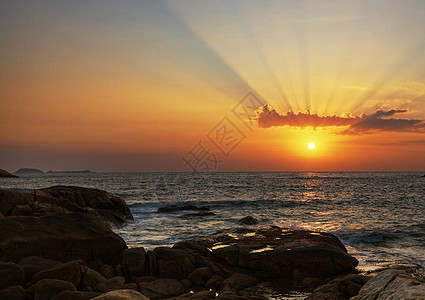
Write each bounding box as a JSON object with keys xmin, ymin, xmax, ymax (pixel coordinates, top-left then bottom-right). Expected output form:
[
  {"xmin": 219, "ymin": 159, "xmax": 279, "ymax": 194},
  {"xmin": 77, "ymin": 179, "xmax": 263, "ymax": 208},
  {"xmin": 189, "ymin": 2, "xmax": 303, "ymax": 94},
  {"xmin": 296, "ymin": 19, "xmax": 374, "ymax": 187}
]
[
  {"xmin": 47, "ymin": 170, "xmax": 93, "ymax": 174},
  {"xmin": 15, "ymin": 168, "xmax": 44, "ymax": 175},
  {"xmin": 0, "ymin": 169, "xmax": 18, "ymax": 178}
]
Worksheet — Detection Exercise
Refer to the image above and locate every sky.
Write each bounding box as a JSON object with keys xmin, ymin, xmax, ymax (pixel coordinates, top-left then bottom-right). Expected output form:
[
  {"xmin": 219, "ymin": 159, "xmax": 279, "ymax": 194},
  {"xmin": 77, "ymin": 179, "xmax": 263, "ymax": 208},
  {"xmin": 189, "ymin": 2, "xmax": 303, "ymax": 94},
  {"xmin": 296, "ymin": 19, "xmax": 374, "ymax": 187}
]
[{"xmin": 1, "ymin": 0, "xmax": 425, "ymax": 172}]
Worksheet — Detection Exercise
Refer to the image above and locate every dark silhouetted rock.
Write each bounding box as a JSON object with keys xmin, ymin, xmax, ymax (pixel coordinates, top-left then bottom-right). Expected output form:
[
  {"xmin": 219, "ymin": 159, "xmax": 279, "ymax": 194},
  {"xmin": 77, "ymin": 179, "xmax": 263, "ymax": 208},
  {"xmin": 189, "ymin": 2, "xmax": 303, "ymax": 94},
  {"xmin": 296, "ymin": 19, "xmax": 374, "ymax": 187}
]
[
  {"xmin": 238, "ymin": 216, "xmax": 259, "ymax": 225},
  {"xmin": 32, "ymin": 260, "xmax": 81, "ymax": 287},
  {"xmin": 51, "ymin": 290, "xmax": 101, "ymax": 300},
  {"xmin": 0, "ymin": 262, "xmax": 25, "ymax": 289},
  {"xmin": 221, "ymin": 273, "xmax": 259, "ymax": 291},
  {"xmin": 188, "ymin": 267, "xmax": 214, "ymax": 286},
  {"xmin": 0, "ymin": 285, "xmax": 26, "ymax": 300},
  {"xmin": 14, "ymin": 168, "xmax": 44, "ymax": 175},
  {"xmin": 0, "ymin": 213, "xmax": 127, "ymax": 266},
  {"xmin": 80, "ymin": 266, "xmax": 107, "ymax": 290},
  {"xmin": 92, "ymin": 289, "xmax": 149, "ymax": 300},
  {"xmin": 139, "ymin": 278, "xmax": 184, "ymax": 299},
  {"xmin": 157, "ymin": 205, "xmax": 210, "ymax": 213},
  {"xmin": 94, "ymin": 276, "xmax": 137, "ymax": 293},
  {"xmin": 175, "ymin": 226, "xmax": 358, "ymax": 278},
  {"xmin": 153, "ymin": 247, "xmax": 195, "ymax": 279},
  {"xmin": 99, "ymin": 265, "xmax": 115, "ymax": 279},
  {"xmin": 17, "ymin": 256, "xmax": 62, "ymax": 282},
  {"xmin": 0, "ymin": 186, "xmax": 133, "ymax": 227},
  {"xmin": 0, "ymin": 169, "xmax": 18, "ymax": 178},
  {"xmin": 30, "ymin": 278, "xmax": 76, "ymax": 300},
  {"xmin": 122, "ymin": 247, "xmax": 146, "ymax": 277}
]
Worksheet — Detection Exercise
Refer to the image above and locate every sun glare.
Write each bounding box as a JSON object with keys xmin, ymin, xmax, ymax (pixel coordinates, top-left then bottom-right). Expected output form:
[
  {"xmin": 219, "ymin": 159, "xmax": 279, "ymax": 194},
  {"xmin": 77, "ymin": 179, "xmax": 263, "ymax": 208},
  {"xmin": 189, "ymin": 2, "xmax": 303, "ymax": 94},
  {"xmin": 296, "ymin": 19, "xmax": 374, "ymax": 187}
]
[{"xmin": 308, "ymin": 143, "xmax": 315, "ymax": 150}]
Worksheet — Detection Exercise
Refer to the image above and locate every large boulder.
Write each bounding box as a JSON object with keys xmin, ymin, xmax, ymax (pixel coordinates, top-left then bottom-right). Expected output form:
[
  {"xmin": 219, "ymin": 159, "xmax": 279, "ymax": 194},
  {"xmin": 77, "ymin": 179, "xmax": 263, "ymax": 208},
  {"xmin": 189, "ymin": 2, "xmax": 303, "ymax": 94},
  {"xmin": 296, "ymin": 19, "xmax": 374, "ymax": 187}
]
[
  {"xmin": 122, "ymin": 247, "xmax": 146, "ymax": 277},
  {"xmin": 17, "ymin": 256, "xmax": 62, "ymax": 282},
  {"xmin": 30, "ymin": 278, "xmax": 76, "ymax": 300},
  {"xmin": 139, "ymin": 278, "xmax": 184, "ymax": 299},
  {"xmin": 0, "ymin": 186, "xmax": 133, "ymax": 227},
  {"xmin": 352, "ymin": 268, "xmax": 425, "ymax": 300},
  {"xmin": 174, "ymin": 227, "xmax": 358, "ymax": 278},
  {"xmin": 0, "ymin": 262, "xmax": 25, "ymax": 289},
  {"xmin": 153, "ymin": 247, "xmax": 196, "ymax": 279},
  {"xmin": 31, "ymin": 261, "xmax": 81, "ymax": 287},
  {"xmin": 0, "ymin": 285, "xmax": 26, "ymax": 300},
  {"xmin": 0, "ymin": 213, "xmax": 127, "ymax": 266}
]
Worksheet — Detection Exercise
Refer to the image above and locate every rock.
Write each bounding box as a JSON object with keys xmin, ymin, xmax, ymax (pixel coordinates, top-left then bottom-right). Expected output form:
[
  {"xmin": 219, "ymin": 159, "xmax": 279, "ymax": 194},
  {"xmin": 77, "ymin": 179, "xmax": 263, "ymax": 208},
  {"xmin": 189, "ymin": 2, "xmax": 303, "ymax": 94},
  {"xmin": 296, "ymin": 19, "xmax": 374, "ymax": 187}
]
[
  {"xmin": 80, "ymin": 266, "xmax": 107, "ymax": 290},
  {"xmin": 0, "ymin": 262, "xmax": 25, "ymax": 289},
  {"xmin": 221, "ymin": 273, "xmax": 259, "ymax": 291},
  {"xmin": 205, "ymin": 275, "xmax": 224, "ymax": 291},
  {"xmin": 51, "ymin": 291, "xmax": 101, "ymax": 300},
  {"xmin": 0, "ymin": 285, "xmax": 26, "ymax": 300},
  {"xmin": 176, "ymin": 227, "xmax": 358, "ymax": 277},
  {"xmin": 238, "ymin": 216, "xmax": 259, "ymax": 225},
  {"xmin": 139, "ymin": 278, "xmax": 184, "ymax": 300},
  {"xmin": 0, "ymin": 212, "xmax": 127, "ymax": 266},
  {"xmin": 92, "ymin": 289, "xmax": 149, "ymax": 300},
  {"xmin": 17, "ymin": 256, "xmax": 62, "ymax": 282},
  {"xmin": 180, "ymin": 278, "xmax": 192, "ymax": 291},
  {"xmin": 122, "ymin": 247, "xmax": 146, "ymax": 277},
  {"xmin": 0, "ymin": 169, "xmax": 18, "ymax": 178},
  {"xmin": 10, "ymin": 204, "xmax": 32, "ymax": 216},
  {"xmin": 157, "ymin": 205, "xmax": 210, "ymax": 213},
  {"xmin": 187, "ymin": 289, "xmax": 215, "ymax": 299},
  {"xmin": 306, "ymin": 273, "xmax": 369, "ymax": 299},
  {"xmin": 30, "ymin": 278, "xmax": 76, "ymax": 300},
  {"xmin": 14, "ymin": 168, "xmax": 44, "ymax": 175},
  {"xmin": 188, "ymin": 267, "xmax": 214, "ymax": 286},
  {"xmin": 99, "ymin": 265, "xmax": 115, "ymax": 279},
  {"xmin": 352, "ymin": 268, "xmax": 425, "ymax": 300},
  {"xmin": 32, "ymin": 260, "xmax": 81, "ymax": 287},
  {"xmin": 0, "ymin": 186, "xmax": 133, "ymax": 227},
  {"xmin": 94, "ymin": 276, "xmax": 137, "ymax": 293},
  {"xmin": 153, "ymin": 247, "xmax": 195, "ymax": 279}
]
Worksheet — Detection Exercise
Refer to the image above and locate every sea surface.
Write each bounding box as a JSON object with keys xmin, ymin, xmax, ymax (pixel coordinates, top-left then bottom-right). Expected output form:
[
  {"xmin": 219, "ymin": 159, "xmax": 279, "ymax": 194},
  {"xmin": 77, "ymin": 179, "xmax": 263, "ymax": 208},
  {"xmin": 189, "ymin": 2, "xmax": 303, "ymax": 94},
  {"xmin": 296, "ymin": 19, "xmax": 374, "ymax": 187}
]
[{"xmin": 1, "ymin": 172, "xmax": 424, "ymax": 274}]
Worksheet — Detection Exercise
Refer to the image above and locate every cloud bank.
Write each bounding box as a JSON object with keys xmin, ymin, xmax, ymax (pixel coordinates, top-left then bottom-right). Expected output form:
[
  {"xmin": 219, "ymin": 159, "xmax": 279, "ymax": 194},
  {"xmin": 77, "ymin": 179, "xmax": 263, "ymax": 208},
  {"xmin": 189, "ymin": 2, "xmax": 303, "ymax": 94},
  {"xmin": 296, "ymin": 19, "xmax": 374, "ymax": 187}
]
[{"xmin": 256, "ymin": 105, "xmax": 425, "ymax": 135}]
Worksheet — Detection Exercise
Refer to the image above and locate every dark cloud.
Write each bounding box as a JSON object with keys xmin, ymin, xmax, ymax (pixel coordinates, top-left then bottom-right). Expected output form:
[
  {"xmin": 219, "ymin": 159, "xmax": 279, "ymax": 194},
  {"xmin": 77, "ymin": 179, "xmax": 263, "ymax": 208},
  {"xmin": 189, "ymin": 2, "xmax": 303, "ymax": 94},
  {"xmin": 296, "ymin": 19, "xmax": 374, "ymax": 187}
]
[{"xmin": 256, "ymin": 105, "xmax": 425, "ymax": 135}]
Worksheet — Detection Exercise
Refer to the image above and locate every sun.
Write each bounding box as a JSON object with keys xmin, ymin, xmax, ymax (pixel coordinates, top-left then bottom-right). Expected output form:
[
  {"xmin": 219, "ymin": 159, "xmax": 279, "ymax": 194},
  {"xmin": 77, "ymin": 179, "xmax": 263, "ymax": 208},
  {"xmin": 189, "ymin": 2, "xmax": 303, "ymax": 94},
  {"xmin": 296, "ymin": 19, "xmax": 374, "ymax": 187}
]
[{"xmin": 308, "ymin": 142, "xmax": 315, "ymax": 150}]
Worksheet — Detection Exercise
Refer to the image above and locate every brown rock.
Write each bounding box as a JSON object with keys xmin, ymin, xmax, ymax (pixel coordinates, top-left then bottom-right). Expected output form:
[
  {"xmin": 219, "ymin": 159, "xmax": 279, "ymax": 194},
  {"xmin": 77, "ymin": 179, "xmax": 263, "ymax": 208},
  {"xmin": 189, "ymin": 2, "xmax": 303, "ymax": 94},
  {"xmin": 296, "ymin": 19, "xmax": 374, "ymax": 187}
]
[
  {"xmin": 94, "ymin": 276, "xmax": 137, "ymax": 293},
  {"xmin": 139, "ymin": 278, "xmax": 184, "ymax": 299},
  {"xmin": 187, "ymin": 289, "xmax": 215, "ymax": 299},
  {"xmin": 205, "ymin": 275, "xmax": 224, "ymax": 291},
  {"xmin": 122, "ymin": 247, "xmax": 146, "ymax": 277},
  {"xmin": 0, "ymin": 262, "xmax": 25, "ymax": 289},
  {"xmin": 238, "ymin": 216, "xmax": 259, "ymax": 225},
  {"xmin": 0, "ymin": 213, "xmax": 127, "ymax": 266},
  {"xmin": 10, "ymin": 204, "xmax": 32, "ymax": 216},
  {"xmin": 51, "ymin": 291, "xmax": 101, "ymax": 300},
  {"xmin": 32, "ymin": 260, "xmax": 81, "ymax": 287},
  {"xmin": 221, "ymin": 273, "xmax": 259, "ymax": 291},
  {"xmin": 153, "ymin": 247, "xmax": 195, "ymax": 279},
  {"xmin": 92, "ymin": 289, "xmax": 149, "ymax": 300},
  {"xmin": 188, "ymin": 267, "xmax": 214, "ymax": 286},
  {"xmin": 99, "ymin": 265, "xmax": 115, "ymax": 279},
  {"xmin": 17, "ymin": 256, "xmax": 62, "ymax": 282},
  {"xmin": 30, "ymin": 278, "xmax": 76, "ymax": 300},
  {"xmin": 0, "ymin": 285, "xmax": 26, "ymax": 300},
  {"xmin": 180, "ymin": 278, "xmax": 192, "ymax": 291},
  {"xmin": 80, "ymin": 266, "xmax": 107, "ymax": 290}
]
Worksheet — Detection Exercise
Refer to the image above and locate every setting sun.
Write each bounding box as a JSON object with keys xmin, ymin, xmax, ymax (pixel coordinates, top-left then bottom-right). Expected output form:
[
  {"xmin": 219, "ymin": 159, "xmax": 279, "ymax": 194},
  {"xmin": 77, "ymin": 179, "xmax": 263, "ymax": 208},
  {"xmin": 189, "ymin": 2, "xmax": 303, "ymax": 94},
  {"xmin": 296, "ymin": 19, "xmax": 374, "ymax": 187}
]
[{"xmin": 308, "ymin": 143, "xmax": 316, "ymax": 150}]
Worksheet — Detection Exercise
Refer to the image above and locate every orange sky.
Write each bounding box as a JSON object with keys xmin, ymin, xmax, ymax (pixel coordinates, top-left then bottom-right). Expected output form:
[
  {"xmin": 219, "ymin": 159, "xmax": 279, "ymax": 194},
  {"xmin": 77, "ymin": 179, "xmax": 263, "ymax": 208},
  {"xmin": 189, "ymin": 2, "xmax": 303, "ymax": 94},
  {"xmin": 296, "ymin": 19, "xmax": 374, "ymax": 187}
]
[{"xmin": 1, "ymin": 1, "xmax": 425, "ymax": 172}]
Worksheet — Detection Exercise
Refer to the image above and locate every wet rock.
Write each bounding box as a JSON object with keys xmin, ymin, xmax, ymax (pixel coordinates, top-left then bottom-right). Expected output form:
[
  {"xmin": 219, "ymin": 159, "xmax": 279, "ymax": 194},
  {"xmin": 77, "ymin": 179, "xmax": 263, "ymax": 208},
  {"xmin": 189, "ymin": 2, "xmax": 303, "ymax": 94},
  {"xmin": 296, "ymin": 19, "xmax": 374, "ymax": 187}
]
[
  {"xmin": 0, "ymin": 285, "xmax": 26, "ymax": 300},
  {"xmin": 157, "ymin": 205, "xmax": 210, "ymax": 213},
  {"xmin": 188, "ymin": 267, "xmax": 214, "ymax": 286},
  {"xmin": 139, "ymin": 278, "xmax": 184, "ymax": 300},
  {"xmin": 122, "ymin": 247, "xmax": 146, "ymax": 277},
  {"xmin": 80, "ymin": 266, "xmax": 107, "ymax": 290},
  {"xmin": 352, "ymin": 268, "xmax": 425, "ymax": 300},
  {"xmin": 0, "ymin": 213, "xmax": 127, "ymax": 266},
  {"xmin": 238, "ymin": 216, "xmax": 259, "ymax": 225},
  {"xmin": 51, "ymin": 290, "xmax": 101, "ymax": 300},
  {"xmin": 176, "ymin": 227, "xmax": 358, "ymax": 277},
  {"xmin": 32, "ymin": 260, "xmax": 81, "ymax": 287},
  {"xmin": 0, "ymin": 186, "xmax": 133, "ymax": 227},
  {"xmin": 0, "ymin": 262, "xmax": 25, "ymax": 289},
  {"xmin": 153, "ymin": 247, "xmax": 195, "ymax": 279},
  {"xmin": 30, "ymin": 278, "xmax": 76, "ymax": 300}
]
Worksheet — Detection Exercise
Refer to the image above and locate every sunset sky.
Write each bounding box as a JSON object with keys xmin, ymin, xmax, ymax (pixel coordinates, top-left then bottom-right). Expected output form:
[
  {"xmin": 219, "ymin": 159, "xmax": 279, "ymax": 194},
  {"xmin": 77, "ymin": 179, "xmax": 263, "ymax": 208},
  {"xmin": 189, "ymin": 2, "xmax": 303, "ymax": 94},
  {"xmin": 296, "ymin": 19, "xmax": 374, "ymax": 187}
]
[{"xmin": 1, "ymin": 1, "xmax": 425, "ymax": 172}]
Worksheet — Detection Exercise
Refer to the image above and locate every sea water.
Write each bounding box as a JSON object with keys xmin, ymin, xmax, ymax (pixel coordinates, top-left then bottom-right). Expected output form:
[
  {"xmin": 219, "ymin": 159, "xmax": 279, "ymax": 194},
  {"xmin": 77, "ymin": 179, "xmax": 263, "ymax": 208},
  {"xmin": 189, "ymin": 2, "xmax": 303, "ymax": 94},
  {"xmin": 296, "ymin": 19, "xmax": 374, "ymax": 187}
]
[{"xmin": 2, "ymin": 172, "xmax": 424, "ymax": 272}]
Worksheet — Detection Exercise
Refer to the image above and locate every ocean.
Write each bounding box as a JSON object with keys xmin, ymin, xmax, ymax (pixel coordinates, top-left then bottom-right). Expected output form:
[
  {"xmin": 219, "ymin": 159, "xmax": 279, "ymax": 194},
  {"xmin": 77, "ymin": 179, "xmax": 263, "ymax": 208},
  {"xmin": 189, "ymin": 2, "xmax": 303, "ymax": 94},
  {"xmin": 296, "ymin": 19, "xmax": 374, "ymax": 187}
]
[{"xmin": 1, "ymin": 172, "xmax": 424, "ymax": 273}]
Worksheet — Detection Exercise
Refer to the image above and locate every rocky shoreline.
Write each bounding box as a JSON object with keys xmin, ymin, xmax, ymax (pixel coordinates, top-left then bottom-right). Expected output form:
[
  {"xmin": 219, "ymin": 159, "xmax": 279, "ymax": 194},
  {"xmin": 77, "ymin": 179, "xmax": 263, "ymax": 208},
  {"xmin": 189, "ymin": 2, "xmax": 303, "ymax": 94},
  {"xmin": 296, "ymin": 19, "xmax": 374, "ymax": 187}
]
[{"xmin": 0, "ymin": 186, "xmax": 424, "ymax": 299}]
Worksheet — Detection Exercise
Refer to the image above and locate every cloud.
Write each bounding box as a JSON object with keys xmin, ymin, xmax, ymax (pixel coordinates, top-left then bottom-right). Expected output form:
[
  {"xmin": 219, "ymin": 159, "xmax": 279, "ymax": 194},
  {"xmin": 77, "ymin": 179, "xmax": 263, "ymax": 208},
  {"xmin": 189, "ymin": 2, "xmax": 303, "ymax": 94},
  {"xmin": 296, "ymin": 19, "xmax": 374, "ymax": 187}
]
[{"xmin": 256, "ymin": 105, "xmax": 425, "ymax": 135}]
